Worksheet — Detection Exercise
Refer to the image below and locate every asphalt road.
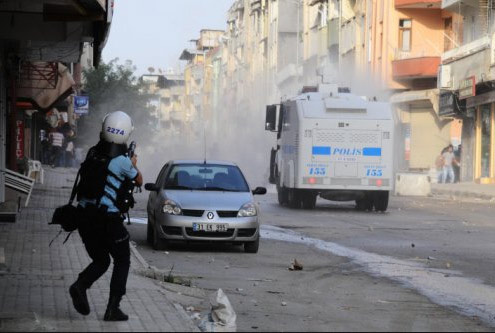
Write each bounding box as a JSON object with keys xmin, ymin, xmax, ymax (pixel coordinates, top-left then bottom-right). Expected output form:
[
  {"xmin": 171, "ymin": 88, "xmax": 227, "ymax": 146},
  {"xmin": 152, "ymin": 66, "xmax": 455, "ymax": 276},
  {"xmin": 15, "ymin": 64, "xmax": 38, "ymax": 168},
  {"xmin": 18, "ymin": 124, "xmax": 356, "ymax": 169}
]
[{"xmin": 127, "ymin": 192, "xmax": 495, "ymax": 331}]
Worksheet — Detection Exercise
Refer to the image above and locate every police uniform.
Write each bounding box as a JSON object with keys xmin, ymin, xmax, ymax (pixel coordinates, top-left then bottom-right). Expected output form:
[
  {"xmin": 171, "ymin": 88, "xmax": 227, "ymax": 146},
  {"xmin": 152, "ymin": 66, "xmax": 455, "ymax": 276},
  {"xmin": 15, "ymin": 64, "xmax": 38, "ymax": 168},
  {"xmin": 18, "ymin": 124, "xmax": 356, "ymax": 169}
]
[{"xmin": 71, "ymin": 154, "xmax": 137, "ymax": 320}]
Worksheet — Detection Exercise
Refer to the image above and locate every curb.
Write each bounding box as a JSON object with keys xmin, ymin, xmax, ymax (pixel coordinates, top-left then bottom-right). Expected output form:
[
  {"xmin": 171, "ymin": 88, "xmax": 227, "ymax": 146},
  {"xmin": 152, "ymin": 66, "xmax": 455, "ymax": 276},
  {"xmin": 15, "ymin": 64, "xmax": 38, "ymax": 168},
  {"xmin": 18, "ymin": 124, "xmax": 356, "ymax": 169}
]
[
  {"xmin": 129, "ymin": 242, "xmax": 150, "ymax": 269},
  {"xmin": 431, "ymin": 188, "xmax": 495, "ymax": 202},
  {"xmin": 129, "ymin": 243, "xmax": 201, "ymax": 332}
]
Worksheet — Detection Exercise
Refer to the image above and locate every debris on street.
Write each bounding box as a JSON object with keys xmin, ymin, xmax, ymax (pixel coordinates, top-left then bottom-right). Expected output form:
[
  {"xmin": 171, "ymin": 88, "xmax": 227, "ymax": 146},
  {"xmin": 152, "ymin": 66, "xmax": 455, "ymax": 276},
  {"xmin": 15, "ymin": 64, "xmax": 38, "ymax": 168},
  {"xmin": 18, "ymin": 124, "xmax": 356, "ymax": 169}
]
[
  {"xmin": 288, "ymin": 259, "xmax": 303, "ymax": 271},
  {"xmin": 199, "ymin": 289, "xmax": 237, "ymax": 332}
]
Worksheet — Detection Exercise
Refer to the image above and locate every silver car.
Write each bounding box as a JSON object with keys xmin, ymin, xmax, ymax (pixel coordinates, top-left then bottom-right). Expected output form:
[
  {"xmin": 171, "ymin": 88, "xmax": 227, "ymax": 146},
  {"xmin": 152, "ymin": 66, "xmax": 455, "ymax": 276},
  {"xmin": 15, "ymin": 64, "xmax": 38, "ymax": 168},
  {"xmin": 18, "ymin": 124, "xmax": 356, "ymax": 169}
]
[{"xmin": 145, "ymin": 160, "xmax": 267, "ymax": 253}]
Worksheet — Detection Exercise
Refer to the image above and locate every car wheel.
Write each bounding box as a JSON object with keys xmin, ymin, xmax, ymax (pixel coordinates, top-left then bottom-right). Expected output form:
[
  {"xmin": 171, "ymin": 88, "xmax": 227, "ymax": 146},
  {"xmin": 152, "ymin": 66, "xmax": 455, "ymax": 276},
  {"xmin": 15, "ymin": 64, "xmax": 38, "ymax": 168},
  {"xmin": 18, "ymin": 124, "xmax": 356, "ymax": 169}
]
[
  {"xmin": 147, "ymin": 220, "xmax": 153, "ymax": 245},
  {"xmin": 146, "ymin": 215, "xmax": 154, "ymax": 245},
  {"xmin": 288, "ymin": 189, "xmax": 301, "ymax": 209},
  {"xmin": 277, "ymin": 187, "xmax": 288, "ymax": 205},
  {"xmin": 302, "ymin": 193, "xmax": 317, "ymax": 209},
  {"xmin": 152, "ymin": 225, "xmax": 168, "ymax": 251},
  {"xmin": 373, "ymin": 191, "xmax": 389, "ymax": 212},
  {"xmin": 244, "ymin": 234, "xmax": 260, "ymax": 254},
  {"xmin": 356, "ymin": 194, "xmax": 373, "ymax": 211}
]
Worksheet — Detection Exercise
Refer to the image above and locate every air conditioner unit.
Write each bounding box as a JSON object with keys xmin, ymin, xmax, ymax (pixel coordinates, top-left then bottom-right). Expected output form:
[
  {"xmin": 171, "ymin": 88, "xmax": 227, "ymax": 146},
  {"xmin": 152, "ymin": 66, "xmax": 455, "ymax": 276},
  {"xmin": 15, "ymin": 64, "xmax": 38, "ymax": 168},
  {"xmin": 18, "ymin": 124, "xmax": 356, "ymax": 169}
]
[{"xmin": 439, "ymin": 65, "xmax": 452, "ymax": 89}]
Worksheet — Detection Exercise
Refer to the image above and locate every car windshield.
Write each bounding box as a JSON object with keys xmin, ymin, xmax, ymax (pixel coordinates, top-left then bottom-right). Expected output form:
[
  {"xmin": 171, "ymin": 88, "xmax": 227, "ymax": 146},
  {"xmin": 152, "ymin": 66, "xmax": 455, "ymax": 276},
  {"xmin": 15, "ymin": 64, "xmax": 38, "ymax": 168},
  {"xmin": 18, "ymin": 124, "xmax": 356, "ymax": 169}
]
[{"xmin": 164, "ymin": 164, "xmax": 250, "ymax": 192}]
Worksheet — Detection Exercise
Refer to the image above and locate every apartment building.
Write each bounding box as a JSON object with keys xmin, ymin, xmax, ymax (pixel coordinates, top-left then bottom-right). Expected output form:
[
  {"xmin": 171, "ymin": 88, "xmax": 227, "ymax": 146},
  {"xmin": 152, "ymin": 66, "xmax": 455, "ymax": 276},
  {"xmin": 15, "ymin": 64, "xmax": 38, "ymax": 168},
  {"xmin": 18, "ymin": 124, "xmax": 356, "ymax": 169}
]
[
  {"xmin": 180, "ymin": 29, "xmax": 223, "ymax": 138},
  {"xmin": 440, "ymin": 0, "xmax": 495, "ymax": 183},
  {"xmin": 361, "ymin": 1, "xmax": 456, "ymax": 172},
  {"xmin": 141, "ymin": 73, "xmax": 185, "ymax": 133}
]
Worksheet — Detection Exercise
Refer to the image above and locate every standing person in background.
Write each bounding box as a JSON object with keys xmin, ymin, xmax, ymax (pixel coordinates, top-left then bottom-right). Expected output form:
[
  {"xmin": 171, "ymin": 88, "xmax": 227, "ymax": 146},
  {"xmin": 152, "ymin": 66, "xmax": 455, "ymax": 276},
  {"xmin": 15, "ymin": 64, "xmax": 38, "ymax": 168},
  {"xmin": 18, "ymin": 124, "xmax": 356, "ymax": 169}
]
[
  {"xmin": 435, "ymin": 149, "xmax": 446, "ymax": 183},
  {"xmin": 49, "ymin": 128, "xmax": 64, "ymax": 168},
  {"xmin": 442, "ymin": 145, "xmax": 459, "ymax": 184},
  {"xmin": 65, "ymin": 138, "xmax": 75, "ymax": 168}
]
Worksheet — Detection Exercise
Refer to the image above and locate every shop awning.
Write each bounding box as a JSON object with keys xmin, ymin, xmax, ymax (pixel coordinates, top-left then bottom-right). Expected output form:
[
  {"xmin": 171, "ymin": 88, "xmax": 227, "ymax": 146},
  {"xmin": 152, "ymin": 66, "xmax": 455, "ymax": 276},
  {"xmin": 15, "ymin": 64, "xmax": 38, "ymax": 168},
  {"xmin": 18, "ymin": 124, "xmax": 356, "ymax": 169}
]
[
  {"xmin": 17, "ymin": 63, "xmax": 75, "ymax": 111},
  {"xmin": 390, "ymin": 88, "xmax": 440, "ymax": 117}
]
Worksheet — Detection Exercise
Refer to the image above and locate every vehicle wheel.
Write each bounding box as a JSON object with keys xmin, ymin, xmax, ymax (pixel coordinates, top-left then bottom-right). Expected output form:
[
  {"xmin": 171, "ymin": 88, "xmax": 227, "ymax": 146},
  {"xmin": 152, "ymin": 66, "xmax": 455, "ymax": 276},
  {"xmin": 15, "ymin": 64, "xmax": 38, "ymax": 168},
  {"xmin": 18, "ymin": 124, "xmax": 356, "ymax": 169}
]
[
  {"xmin": 356, "ymin": 194, "xmax": 373, "ymax": 211},
  {"xmin": 302, "ymin": 193, "xmax": 317, "ymax": 209},
  {"xmin": 244, "ymin": 235, "xmax": 260, "ymax": 253},
  {"xmin": 373, "ymin": 191, "xmax": 389, "ymax": 212},
  {"xmin": 146, "ymin": 219, "xmax": 153, "ymax": 245},
  {"xmin": 152, "ymin": 225, "xmax": 168, "ymax": 251},
  {"xmin": 277, "ymin": 184, "xmax": 288, "ymax": 206},
  {"xmin": 288, "ymin": 189, "xmax": 301, "ymax": 209}
]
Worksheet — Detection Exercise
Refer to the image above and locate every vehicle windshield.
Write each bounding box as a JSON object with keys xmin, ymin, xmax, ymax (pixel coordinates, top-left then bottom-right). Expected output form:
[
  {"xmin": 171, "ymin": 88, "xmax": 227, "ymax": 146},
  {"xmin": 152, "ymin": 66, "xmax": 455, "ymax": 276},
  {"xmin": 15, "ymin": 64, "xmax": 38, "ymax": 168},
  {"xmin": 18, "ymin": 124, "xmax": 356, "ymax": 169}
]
[{"xmin": 164, "ymin": 164, "xmax": 250, "ymax": 192}]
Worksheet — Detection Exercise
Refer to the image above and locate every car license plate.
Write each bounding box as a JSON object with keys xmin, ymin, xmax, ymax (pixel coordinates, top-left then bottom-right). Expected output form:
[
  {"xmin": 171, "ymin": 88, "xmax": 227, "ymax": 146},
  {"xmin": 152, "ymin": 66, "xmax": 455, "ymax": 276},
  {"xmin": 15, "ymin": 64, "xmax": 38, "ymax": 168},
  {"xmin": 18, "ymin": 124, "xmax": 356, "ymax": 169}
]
[{"xmin": 192, "ymin": 223, "xmax": 228, "ymax": 232}]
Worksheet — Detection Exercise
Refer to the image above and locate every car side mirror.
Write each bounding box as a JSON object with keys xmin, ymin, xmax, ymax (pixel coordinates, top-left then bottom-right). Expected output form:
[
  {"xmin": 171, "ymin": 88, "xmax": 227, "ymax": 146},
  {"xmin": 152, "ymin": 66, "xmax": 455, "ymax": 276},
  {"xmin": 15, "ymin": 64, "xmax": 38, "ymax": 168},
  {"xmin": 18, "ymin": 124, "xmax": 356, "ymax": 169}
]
[
  {"xmin": 252, "ymin": 187, "xmax": 267, "ymax": 195},
  {"xmin": 144, "ymin": 183, "xmax": 159, "ymax": 192}
]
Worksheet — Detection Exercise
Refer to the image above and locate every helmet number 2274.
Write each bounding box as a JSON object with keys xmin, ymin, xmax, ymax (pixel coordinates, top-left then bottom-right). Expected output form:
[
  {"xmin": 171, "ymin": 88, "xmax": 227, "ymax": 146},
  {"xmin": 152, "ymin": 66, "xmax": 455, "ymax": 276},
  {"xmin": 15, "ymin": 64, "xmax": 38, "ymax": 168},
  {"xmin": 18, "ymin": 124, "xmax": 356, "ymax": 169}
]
[{"xmin": 107, "ymin": 127, "xmax": 125, "ymax": 136}]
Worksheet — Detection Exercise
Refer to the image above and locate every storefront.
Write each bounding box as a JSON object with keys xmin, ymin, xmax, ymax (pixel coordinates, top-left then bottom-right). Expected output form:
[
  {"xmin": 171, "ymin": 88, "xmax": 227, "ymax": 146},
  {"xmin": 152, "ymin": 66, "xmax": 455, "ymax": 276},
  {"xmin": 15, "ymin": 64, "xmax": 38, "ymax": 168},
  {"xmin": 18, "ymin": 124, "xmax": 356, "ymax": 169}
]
[{"xmin": 463, "ymin": 90, "xmax": 495, "ymax": 184}]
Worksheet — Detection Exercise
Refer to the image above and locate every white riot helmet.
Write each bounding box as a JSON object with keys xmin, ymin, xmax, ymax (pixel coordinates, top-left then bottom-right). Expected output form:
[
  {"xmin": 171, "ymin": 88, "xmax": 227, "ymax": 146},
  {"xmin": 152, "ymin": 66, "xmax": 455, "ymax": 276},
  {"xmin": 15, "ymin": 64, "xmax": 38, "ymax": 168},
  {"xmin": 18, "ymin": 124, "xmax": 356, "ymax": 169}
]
[{"xmin": 101, "ymin": 111, "xmax": 134, "ymax": 144}]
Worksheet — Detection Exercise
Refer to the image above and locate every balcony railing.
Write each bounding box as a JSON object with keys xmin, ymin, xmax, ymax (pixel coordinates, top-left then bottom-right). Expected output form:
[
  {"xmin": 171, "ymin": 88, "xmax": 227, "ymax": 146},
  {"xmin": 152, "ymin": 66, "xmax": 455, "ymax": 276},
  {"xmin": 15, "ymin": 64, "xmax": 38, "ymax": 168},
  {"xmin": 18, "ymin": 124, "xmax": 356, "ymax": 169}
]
[{"xmin": 395, "ymin": 0, "xmax": 441, "ymax": 8}]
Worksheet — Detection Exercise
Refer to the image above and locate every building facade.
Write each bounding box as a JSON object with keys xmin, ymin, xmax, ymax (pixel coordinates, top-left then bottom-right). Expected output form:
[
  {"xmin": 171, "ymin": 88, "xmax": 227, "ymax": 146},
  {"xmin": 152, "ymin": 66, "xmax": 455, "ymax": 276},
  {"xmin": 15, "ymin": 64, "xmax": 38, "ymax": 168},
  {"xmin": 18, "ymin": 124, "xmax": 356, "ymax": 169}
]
[
  {"xmin": 439, "ymin": 0, "xmax": 495, "ymax": 183},
  {"xmin": 0, "ymin": 0, "xmax": 113, "ymax": 213}
]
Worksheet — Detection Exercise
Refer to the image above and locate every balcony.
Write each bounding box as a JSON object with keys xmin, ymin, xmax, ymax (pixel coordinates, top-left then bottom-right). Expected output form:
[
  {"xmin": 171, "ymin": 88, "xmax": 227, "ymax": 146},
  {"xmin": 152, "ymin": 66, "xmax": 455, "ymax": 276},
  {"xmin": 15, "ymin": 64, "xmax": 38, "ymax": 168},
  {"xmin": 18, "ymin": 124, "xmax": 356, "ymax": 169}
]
[
  {"xmin": 392, "ymin": 56, "xmax": 441, "ymax": 79},
  {"xmin": 442, "ymin": 36, "xmax": 490, "ymax": 64},
  {"xmin": 395, "ymin": 0, "xmax": 441, "ymax": 8},
  {"xmin": 442, "ymin": 0, "xmax": 478, "ymax": 11}
]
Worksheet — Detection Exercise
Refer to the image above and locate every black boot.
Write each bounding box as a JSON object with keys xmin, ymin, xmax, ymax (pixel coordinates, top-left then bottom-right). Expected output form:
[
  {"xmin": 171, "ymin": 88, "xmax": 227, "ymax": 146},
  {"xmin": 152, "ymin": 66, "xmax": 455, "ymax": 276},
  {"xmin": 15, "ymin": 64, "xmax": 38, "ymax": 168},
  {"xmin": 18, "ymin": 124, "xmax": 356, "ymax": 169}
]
[
  {"xmin": 104, "ymin": 296, "xmax": 129, "ymax": 321},
  {"xmin": 69, "ymin": 281, "xmax": 90, "ymax": 315}
]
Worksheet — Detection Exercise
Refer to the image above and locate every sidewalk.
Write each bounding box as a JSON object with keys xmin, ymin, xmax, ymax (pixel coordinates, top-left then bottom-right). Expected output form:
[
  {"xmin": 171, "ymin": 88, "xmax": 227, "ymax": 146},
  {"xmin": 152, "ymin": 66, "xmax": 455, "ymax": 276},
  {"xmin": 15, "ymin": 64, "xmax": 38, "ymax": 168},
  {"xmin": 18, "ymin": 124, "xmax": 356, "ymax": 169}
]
[
  {"xmin": 431, "ymin": 182, "xmax": 495, "ymax": 201},
  {"xmin": 0, "ymin": 168, "xmax": 198, "ymax": 332}
]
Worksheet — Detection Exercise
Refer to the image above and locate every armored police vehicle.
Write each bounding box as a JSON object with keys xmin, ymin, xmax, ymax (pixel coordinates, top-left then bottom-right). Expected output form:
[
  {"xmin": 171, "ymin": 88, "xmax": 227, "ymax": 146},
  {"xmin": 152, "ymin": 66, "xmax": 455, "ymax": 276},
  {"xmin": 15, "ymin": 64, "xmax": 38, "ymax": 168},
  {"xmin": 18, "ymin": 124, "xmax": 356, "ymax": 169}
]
[{"xmin": 265, "ymin": 85, "xmax": 394, "ymax": 212}]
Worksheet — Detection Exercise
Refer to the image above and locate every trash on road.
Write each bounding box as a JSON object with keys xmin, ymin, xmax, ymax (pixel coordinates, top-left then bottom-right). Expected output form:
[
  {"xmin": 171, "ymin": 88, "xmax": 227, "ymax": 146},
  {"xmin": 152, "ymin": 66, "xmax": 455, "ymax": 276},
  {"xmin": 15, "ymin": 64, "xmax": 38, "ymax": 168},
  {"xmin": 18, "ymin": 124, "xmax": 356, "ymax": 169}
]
[
  {"xmin": 446, "ymin": 262, "xmax": 451, "ymax": 269},
  {"xmin": 186, "ymin": 306, "xmax": 195, "ymax": 312},
  {"xmin": 288, "ymin": 259, "xmax": 303, "ymax": 271},
  {"xmin": 199, "ymin": 289, "xmax": 237, "ymax": 332},
  {"xmin": 281, "ymin": 301, "xmax": 287, "ymax": 306}
]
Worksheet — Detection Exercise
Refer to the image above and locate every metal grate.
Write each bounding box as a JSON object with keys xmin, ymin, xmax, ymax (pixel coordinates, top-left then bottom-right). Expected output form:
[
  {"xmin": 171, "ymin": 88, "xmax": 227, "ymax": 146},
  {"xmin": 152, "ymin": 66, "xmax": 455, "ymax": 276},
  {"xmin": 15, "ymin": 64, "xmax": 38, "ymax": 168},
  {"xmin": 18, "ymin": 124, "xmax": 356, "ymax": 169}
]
[
  {"xmin": 217, "ymin": 211, "xmax": 238, "ymax": 218},
  {"xmin": 349, "ymin": 133, "xmax": 379, "ymax": 144},
  {"xmin": 315, "ymin": 131, "xmax": 345, "ymax": 143},
  {"xmin": 161, "ymin": 226, "xmax": 182, "ymax": 236},
  {"xmin": 182, "ymin": 209, "xmax": 204, "ymax": 217},
  {"xmin": 18, "ymin": 62, "xmax": 58, "ymax": 89},
  {"xmin": 237, "ymin": 228, "xmax": 257, "ymax": 237}
]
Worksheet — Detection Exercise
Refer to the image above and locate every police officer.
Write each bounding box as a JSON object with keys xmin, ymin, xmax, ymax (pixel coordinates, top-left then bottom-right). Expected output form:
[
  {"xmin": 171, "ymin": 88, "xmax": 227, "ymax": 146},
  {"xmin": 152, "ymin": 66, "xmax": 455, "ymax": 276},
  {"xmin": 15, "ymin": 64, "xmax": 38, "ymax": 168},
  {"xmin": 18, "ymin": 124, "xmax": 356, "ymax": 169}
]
[{"xmin": 69, "ymin": 111, "xmax": 143, "ymax": 321}]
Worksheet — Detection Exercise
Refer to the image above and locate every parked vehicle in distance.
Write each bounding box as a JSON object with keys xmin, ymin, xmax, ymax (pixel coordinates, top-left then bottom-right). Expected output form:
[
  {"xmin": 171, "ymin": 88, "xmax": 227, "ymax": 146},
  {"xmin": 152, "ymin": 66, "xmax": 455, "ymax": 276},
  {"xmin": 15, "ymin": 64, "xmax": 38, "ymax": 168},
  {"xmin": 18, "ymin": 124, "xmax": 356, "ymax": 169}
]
[
  {"xmin": 265, "ymin": 84, "xmax": 395, "ymax": 212},
  {"xmin": 145, "ymin": 160, "xmax": 267, "ymax": 253}
]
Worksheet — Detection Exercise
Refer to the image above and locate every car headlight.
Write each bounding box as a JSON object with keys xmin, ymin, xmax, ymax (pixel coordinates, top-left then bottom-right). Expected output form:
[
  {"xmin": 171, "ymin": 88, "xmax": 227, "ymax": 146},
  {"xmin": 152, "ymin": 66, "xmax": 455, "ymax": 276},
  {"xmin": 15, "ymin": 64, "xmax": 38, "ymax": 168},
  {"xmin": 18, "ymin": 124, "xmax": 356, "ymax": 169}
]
[
  {"xmin": 238, "ymin": 202, "xmax": 257, "ymax": 217},
  {"xmin": 162, "ymin": 200, "xmax": 182, "ymax": 215}
]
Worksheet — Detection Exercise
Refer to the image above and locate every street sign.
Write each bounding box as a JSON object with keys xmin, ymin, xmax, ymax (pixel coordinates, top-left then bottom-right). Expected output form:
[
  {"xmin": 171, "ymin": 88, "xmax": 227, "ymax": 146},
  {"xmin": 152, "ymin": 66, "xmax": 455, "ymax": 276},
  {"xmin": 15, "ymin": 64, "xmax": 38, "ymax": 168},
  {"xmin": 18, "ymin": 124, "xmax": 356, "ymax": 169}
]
[
  {"xmin": 458, "ymin": 76, "xmax": 475, "ymax": 100},
  {"xmin": 74, "ymin": 96, "xmax": 89, "ymax": 115}
]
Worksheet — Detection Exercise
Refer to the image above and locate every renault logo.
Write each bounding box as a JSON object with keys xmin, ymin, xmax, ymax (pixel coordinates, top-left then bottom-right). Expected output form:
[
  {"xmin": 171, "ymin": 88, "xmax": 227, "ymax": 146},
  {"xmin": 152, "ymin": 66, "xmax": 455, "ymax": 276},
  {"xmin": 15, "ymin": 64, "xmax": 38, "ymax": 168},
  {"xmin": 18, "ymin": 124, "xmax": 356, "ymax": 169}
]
[{"xmin": 207, "ymin": 212, "xmax": 215, "ymax": 220}]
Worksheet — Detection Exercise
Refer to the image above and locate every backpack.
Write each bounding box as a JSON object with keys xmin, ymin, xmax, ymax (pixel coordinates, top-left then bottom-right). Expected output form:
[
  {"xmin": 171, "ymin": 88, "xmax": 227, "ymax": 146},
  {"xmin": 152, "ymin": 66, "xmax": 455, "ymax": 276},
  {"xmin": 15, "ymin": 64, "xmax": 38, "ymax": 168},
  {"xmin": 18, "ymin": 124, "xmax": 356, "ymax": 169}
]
[
  {"xmin": 76, "ymin": 143, "xmax": 136, "ymax": 214},
  {"xmin": 76, "ymin": 146, "xmax": 112, "ymax": 203}
]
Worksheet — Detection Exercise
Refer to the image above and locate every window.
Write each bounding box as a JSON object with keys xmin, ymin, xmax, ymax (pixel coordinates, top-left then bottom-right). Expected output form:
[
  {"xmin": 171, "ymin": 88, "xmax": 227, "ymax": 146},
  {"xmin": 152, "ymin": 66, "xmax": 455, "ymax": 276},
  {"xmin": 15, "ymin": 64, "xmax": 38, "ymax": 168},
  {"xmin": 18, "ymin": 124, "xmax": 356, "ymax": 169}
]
[
  {"xmin": 399, "ymin": 19, "xmax": 412, "ymax": 52},
  {"xmin": 164, "ymin": 164, "xmax": 250, "ymax": 192}
]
